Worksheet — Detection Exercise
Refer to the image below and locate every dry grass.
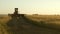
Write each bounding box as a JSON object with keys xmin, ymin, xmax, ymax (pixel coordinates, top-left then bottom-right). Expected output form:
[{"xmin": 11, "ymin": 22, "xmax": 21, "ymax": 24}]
[
  {"xmin": 0, "ymin": 15, "xmax": 11, "ymax": 34},
  {"xmin": 0, "ymin": 16, "xmax": 11, "ymax": 24},
  {"xmin": 25, "ymin": 15, "xmax": 60, "ymax": 29},
  {"xmin": 25, "ymin": 15, "xmax": 60, "ymax": 24}
]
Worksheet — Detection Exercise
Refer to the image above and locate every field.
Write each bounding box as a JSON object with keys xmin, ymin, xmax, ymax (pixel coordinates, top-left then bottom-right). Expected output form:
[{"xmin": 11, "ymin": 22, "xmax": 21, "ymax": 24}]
[
  {"xmin": 0, "ymin": 14, "xmax": 60, "ymax": 34},
  {"xmin": 0, "ymin": 15, "xmax": 12, "ymax": 34},
  {"xmin": 25, "ymin": 15, "xmax": 60, "ymax": 30}
]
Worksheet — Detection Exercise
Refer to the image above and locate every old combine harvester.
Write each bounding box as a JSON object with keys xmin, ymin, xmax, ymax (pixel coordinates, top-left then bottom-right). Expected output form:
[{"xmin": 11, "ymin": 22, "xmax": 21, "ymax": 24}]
[{"xmin": 8, "ymin": 8, "xmax": 24, "ymax": 18}]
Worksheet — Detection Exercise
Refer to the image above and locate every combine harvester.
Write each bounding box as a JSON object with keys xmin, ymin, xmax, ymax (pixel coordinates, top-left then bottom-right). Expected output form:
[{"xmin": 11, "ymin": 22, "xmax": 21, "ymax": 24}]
[{"xmin": 8, "ymin": 8, "xmax": 24, "ymax": 18}]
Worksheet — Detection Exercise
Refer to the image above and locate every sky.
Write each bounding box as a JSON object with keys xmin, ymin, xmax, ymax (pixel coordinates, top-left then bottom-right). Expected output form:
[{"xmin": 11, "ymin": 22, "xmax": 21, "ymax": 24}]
[{"xmin": 0, "ymin": 0, "xmax": 60, "ymax": 15}]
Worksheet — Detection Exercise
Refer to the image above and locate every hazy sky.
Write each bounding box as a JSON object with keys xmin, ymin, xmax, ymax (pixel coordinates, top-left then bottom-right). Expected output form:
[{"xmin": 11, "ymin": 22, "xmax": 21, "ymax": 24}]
[{"xmin": 0, "ymin": 0, "xmax": 60, "ymax": 14}]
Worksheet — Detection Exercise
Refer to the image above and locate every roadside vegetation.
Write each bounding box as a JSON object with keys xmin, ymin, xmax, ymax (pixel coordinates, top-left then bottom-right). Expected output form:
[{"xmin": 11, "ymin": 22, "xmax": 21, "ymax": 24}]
[{"xmin": 0, "ymin": 15, "xmax": 11, "ymax": 34}]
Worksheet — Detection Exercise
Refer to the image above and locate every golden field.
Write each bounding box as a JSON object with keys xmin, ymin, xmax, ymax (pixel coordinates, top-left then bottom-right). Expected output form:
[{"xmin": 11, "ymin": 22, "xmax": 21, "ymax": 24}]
[
  {"xmin": 1, "ymin": 14, "xmax": 60, "ymax": 25},
  {"xmin": 1, "ymin": 15, "xmax": 60, "ymax": 28},
  {"xmin": 25, "ymin": 15, "xmax": 60, "ymax": 24},
  {"xmin": 25, "ymin": 14, "xmax": 60, "ymax": 29},
  {"xmin": 0, "ymin": 15, "xmax": 11, "ymax": 34},
  {"xmin": 0, "ymin": 14, "xmax": 60, "ymax": 34}
]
